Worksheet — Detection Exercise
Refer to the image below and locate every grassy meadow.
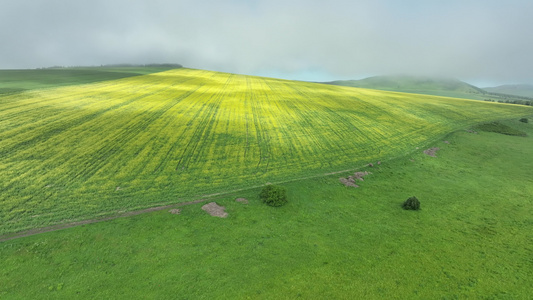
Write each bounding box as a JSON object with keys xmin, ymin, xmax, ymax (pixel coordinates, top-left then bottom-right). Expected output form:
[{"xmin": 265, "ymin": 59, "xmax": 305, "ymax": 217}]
[
  {"xmin": 328, "ymin": 75, "xmax": 487, "ymax": 100},
  {"xmin": 1, "ymin": 118, "xmax": 531, "ymax": 299},
  {"xmin": 0, "ymin": 66, "xmax": 177, "ymax": 95},
  {"xmin": 1, "ymin": 68, "xmax": 531, "ymax": 235},
  {"xmin": 328, "ymin": 75, "xmax": 533, "ymax": 104}
]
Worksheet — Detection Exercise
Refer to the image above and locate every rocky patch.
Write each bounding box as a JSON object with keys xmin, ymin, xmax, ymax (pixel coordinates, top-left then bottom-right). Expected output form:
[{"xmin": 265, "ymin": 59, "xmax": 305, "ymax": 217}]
[
  {"xmin": 202, "ymin": 202, "xmax": 228, "ymax": 218},
  {"xmin": 423, "ymin": 147, "xmax": 440, "ymax": 157},
  {"xmin": 340, "ymin": 171, "xmax": 371, "ymax": 187}
]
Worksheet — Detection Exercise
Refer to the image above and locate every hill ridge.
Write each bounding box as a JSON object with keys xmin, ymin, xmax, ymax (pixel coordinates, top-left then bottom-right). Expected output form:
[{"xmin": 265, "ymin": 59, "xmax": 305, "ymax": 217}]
[
  {"xmin": 483, "ymin": 84, "xmax": 533, "ymax": 98},
  {"xmin": 326, "ymin": 74, "xmax": 485, "ymax": 98},
  {"xmin": 325, "ymin": 74, "xmax": 532, "ymax": 105}
]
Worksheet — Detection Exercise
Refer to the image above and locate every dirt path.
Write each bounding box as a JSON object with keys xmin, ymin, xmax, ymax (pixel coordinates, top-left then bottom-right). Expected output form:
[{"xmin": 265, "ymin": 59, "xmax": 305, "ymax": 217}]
[{"xmin": 0, "ymin": 199, "xmax": 207, "ymax": 242}]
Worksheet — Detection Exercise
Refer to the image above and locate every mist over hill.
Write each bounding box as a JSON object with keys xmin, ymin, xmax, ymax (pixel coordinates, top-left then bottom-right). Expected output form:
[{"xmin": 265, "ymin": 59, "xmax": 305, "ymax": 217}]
[
  {"xmin": 325, "ymin": 75, "xmax": 486, "ymax": 99},
  {"xmin": 483, "ymin": 84, "xmax": 533, "ymax": 98},
  {"xmin": 325, "ymin": 75, "xmax": 533, "ymax": 106}
]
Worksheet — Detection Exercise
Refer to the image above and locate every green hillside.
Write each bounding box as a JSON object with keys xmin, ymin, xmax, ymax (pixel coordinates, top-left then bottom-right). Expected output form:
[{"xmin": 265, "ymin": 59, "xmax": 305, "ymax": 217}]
[
  {"xmin": 327, "ymin": 75, "xmax": 533, "ymax": 106},
  {"xmin": 0, "ymin": 65, "xmax": 180, "ymax": 95},
  {"xmin": 327, "ymin": 75, "xmax": 487, "ymax": 99},
  {"xmin": 1, "ymin": 68, "xmax": 531, "ymax": 235},
  {"xmin": 484, "ymin": 84, "xmax": 533, "ymax": 98}
]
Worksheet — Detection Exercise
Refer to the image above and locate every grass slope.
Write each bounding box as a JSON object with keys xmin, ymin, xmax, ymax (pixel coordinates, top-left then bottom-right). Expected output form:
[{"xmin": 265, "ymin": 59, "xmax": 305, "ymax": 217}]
[
  {"xmin": 1, "ymin": 68, "xmax": 531, "ymax": 235},
  {"xmin": 327, "ymin": 75, "xmax": 487, "ymax": 99},
  {"xmin": 484, "ymin": 84, "xmax": 533, "ymax": 98},
  {"xmin": 0, "ymin": 66, "xmax": 179, "ymax": 95},
  {"xmin": 1, "ymin": 118, "xmax": 531, "ymax": 299},
  {"xmin": 328, "ymin": 75, "xmax": 533, "ymax": 105}
]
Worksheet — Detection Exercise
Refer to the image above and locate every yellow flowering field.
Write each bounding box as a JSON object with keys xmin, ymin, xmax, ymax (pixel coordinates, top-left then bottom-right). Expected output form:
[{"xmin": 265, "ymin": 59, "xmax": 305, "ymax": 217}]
[{"xmin": 1, "ymin": 68, "xmax": 530, "ymax": 234}]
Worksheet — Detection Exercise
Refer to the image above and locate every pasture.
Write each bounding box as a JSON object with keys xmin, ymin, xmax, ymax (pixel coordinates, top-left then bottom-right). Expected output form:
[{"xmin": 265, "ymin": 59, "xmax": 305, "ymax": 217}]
[
  {"xmin": 1, "ymin": 68, "xmax": 531, "ymax": 235},
  {"xmin": 1, "ymin": 118, "xmax": 531, "ymax": 299},
  {"xmin": 0, "ymin": 66, "xmax": 176, "ymax": 95}
]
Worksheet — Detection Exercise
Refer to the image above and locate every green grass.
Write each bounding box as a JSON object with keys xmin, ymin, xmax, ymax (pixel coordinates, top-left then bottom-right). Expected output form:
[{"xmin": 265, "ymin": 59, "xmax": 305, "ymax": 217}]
[
  {"xmin": 0, "ymin": 66, "xmax": 178, "ymax": 95},
  {"xmin": 1, "ymin": 118, "xmax": 531, "ymax": 299},
  {"xmin": 484, "ymin": 84, "xmax": 533, "ymax": 98},
  {"xmin": 1, "ymin": 68, "xmax": 532, "ymax": 235},
  {"xmin": 328, "ymin": 75, "xmax": 533, "ymax": 104},
  {"xmin": 474, "ymin": 121, "xmax": 527, "ymax": 136},
  {"xmin": 327, "ymin": 75, "xmax": 488, "ymax": 100}
]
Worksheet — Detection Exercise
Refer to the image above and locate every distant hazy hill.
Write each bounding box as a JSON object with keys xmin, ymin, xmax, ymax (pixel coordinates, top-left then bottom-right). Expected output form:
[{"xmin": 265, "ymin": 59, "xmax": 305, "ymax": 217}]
[
  {"xmin": 0, "ymin": 65, "xmax": 182, "ymax": 95},
  {"xmin": 326, "ymin": 75, "xmax": 487, "ymax": 100},
  {"xmin": 484, "ymin": 84, "xmax": 533, "ymax": 98}
]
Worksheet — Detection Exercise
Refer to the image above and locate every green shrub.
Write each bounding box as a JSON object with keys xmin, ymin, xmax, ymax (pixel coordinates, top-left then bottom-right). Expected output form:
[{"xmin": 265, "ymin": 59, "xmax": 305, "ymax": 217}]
[
  {"xmin": 474, "ymin": 122, "xmax": 527, "ymax": 136},
  {"xmin": 519, "ymin": 118, "xmax": 528, "ymax": 123},
  {"xmin": 259, "ymin": 185, "xmax": 288, "ymax": 207},
  {"xmin": 402, "ymin": 196, "xmax": 420, "ymax": 210}
]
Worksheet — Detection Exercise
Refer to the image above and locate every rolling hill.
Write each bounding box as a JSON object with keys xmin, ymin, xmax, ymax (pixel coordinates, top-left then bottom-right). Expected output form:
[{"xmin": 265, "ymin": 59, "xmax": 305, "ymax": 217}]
[
  {"xmin": 0, "ymin": 65, "xmax": 180, "ymax": 95},
  {"xmin": 326, "ymin": 75, "xmax": 487, "ymax": 99},
  {"xmin": 327, "ymin": 75, "xmax": 533, "ymax": 106},
  {"xmin": 484, "ymin": 84, "xmax": 533, "ymax": 98},
  {"xmin": 1, "ymin": 68, "xmax": 531, "ymax": 234}
]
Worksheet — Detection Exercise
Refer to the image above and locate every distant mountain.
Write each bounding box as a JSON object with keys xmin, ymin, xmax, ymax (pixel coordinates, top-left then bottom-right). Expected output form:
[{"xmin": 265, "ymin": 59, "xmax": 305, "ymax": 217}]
[
  {"xmin": 325, "ymin": 75, "xmax": 487, "ymax": 100},
  {"xmin": 483, "ymin": 84, "xmax": 533, "ymax": 98}
]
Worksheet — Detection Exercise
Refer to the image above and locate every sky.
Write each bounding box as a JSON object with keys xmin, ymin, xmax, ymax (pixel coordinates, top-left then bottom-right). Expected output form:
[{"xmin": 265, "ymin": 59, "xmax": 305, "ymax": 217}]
[{"xmin": 1, "ymin": 0, "xmax": 532, "ymax": 86}]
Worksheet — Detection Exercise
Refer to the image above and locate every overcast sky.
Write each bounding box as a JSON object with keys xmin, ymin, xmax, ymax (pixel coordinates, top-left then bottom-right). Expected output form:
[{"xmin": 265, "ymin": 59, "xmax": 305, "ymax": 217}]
[{"xmin": 1, "ymin": 0, "xmax": 532, "ymax": 86}]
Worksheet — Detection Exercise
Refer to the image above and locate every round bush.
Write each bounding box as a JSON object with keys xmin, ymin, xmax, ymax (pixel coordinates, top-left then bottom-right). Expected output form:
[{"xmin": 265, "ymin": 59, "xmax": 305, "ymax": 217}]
[
  {"xmin": 259, "ymin": 185, "xmax": 288, "ymax": 207},
  {"xmin": 402, "ymin": 196, "xmax": 421, "ymax": 210}
]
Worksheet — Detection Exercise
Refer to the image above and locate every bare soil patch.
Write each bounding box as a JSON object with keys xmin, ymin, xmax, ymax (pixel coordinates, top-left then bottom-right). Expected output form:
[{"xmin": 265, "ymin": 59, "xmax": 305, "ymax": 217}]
[
  {"xmin": 169, "ymin": 209, "xmax": 181, "ymax": 215},
  {"xmin": 0, "ymin": 199, "xmax": 208, "ymax": 242},
  {"xmin": 340, "ymin": 177, "xmax": 359, "ymax": 187},
  {"xmin": 235, "ymin": 197, "xmax": 248, "ymax": 204},
  {"xmin": 202, "ymin": 202, "xmax": 228, "ymax": 218},
  {"xmin": 340, "ymin": 171, "xmax": 371, "ymax": 187},
  {"xmin": 423, "ymin": 147, "xmax": 440, "ymax": 157}
]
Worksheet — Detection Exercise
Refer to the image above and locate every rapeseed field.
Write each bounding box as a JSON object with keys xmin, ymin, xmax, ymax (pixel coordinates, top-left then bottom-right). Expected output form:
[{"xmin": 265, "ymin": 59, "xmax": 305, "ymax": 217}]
[{"xmin": 1, "ymin": 68, "xmax": 530, "ymax": 234}]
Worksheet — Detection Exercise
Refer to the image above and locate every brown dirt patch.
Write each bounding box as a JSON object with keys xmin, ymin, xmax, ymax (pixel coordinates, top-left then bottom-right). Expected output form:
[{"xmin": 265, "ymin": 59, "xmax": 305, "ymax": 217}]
[
  {"xmin": 354, "ymin": 171, "xmax": 370, "ymax": 181},
  {"xmin": 201, "ymin": 202, "xmax": 228, "ymax": 218},
  {"xmin": 235, "ymin": 197, "xmax": 248, "ymax": 204},
  {"xmin": 340, "ymin": 171, "xmax": 371, "ymax": 187},
  {"xmin": 0, "ymin": 199, "xmax": 208, "ymax": 242},
  {"xmin": 443, "ymin": 140, "xmax": 450, "ymax": 144},
  {"xmin": 423, "ymin": 147, "xmax": 440, "ymax": 157},
  {"xmin": 339, "ymin": 177, "xmax": 359, "ymax": 187},
  {"xmin": 169, "ymin": 209, "xmax": 181, "ymax": 215}
]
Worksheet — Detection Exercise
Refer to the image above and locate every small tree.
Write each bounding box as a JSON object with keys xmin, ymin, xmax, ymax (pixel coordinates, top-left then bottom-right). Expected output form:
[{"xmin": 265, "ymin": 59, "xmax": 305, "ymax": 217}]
[
  {"xmin": 519, "ymin": 118, "xmax": 528, "ymax": 123},
  {"xmin": 260, "ymin": 185, "xmax": 288, "ymax": 207},
  {"xmin": 402, "ymin": 196, "xmax": 420, "ymax": 210}
]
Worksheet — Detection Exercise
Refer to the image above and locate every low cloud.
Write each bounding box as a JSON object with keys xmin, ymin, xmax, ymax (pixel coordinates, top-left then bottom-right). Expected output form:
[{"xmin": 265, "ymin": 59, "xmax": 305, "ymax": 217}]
[{"xmin": 1, "ymin": 0, "xmax": 532, "ymax": 85}]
